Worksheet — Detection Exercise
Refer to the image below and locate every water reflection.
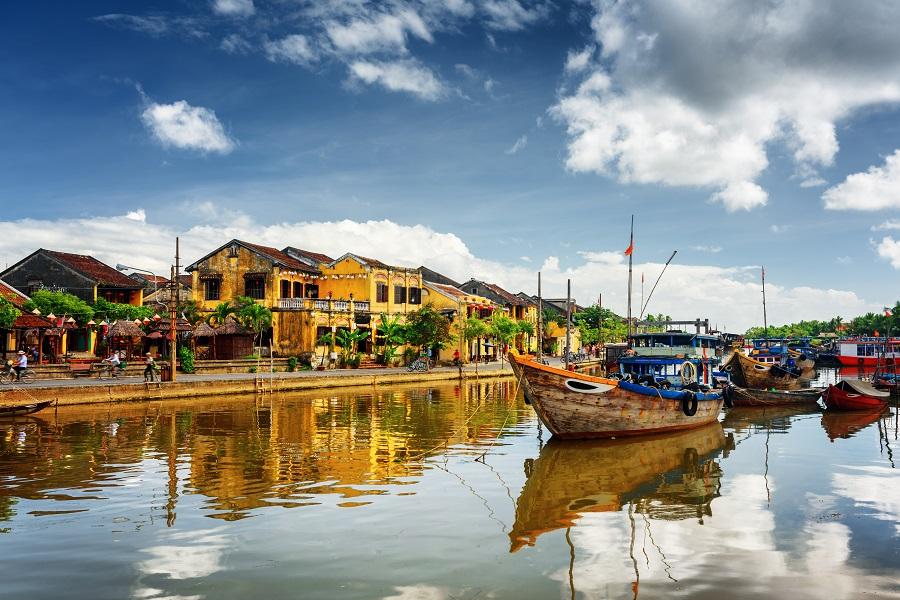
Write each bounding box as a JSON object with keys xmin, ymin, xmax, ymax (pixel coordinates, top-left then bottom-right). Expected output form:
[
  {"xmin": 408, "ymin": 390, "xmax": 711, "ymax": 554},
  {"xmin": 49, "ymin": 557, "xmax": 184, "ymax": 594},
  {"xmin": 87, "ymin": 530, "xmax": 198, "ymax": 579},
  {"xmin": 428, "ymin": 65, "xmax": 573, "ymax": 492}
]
[
  {"xmin": 0, "ymin": 380, "xmax": 526, "ymax": 524},
  {"xmin": 510, "ymin": 422, "xmax": 725, "ymax": 551},
  {"xmin": 821, "ymin": 409, "xmax": 889, "ymax": 441}
]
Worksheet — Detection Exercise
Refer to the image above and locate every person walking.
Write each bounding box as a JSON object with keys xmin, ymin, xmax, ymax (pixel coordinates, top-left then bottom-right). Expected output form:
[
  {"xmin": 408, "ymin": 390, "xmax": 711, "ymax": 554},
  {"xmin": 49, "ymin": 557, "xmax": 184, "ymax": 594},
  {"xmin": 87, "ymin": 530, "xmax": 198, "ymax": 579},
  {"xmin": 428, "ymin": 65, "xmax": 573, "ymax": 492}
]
[{"xmin": 143, "ymin": 352, "xmax": 156, "ymax": 382}]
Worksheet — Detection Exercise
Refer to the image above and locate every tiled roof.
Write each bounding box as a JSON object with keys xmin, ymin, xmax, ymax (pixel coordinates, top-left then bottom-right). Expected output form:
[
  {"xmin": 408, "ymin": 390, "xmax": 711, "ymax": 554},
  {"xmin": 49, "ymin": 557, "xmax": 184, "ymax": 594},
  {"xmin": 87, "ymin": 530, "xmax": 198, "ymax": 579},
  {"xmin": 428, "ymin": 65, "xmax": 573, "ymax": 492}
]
[
  {"xmin": 13, "ymin": 313, "xmax": 53, "ymax": 328},
  {"xmin": 45, "ymin": 250, "xmax": 140, "ymax": 288},
  {"xmin": 427, "ymin": 282, "xmax": 467, "ymax": 299},
  {"xmin": 0, "ymin": 281, "xmax": 28, "ymax": 309},
  {"xmin": 283, "ymin": 247, "xmax": 334, "ymax": 266},
  {"xmin": 178, "ymin": 275, "xmax": 193, "ymax": 289},
  {"xmin": 481, "ymin": 282, "xmax": 525, "ymax": 306},
  {"xmin": 241, "ymin": 242, "xmax": 319, "ymax": 274}
]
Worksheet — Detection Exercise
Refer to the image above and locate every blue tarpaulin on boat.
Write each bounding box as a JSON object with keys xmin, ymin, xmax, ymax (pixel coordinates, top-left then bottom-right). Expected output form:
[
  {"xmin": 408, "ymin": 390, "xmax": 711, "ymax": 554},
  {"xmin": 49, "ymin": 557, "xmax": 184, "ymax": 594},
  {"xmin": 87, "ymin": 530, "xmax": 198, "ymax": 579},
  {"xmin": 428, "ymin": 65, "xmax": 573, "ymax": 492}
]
[{"xmin": 618, "ymin": 380, "xmax": 721, "ymax": 401}]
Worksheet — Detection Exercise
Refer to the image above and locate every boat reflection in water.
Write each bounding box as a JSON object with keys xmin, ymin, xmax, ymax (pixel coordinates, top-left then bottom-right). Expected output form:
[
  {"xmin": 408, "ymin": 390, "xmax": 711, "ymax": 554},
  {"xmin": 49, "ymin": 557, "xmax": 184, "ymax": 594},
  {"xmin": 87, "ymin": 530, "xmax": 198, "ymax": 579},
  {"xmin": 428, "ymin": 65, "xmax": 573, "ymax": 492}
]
[
  {"xmin": 721, "ymin": 405, "xmax": 822, "ymax": 434},
  {"xmin": 509, "ymin": 422, "xmax": 726, "ymax": 552},
  {"xmin": 821, "ymin": 408, "xmax": 889, "ymax": 441}
]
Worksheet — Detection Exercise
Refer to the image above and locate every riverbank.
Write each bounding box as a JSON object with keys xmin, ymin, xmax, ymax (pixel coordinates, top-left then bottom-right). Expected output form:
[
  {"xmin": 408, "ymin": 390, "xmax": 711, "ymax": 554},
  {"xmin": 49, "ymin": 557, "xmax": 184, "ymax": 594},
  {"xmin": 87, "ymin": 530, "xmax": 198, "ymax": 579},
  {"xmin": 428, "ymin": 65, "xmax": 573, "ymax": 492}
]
[{"xmin": 0, "ymin": 362, "xmax": 521, "ymax": 408}]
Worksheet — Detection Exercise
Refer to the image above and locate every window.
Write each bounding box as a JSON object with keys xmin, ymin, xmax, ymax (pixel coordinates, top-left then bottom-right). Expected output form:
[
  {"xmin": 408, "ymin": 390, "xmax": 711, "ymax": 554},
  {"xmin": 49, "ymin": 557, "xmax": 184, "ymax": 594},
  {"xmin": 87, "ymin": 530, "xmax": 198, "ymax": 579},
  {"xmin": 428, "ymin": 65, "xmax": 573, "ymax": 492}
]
[
  {"xmin": 293, "ymin": 282, "xmax": 303, "ymax": 298},
  {"xmin": 304, "ymin": 284, "xmax": 319, "ymax": 299},
  {"xmin": 394, "ymin": 285, "xmax": 406, "ymax": 304},
  {"xmin": 280, "ymin": 280, "xmax": 291, "ymax": 298},
  {"xmin": 204, "ymin": 279, "xmax": 220, "ymax": 301},
  {"xmin": 376, "ymin": 282, "xmax": 388, "ymax": 302},
  {"xmin": 408, "ymin": 286, "xmax": 421, "ymax": 305},
  {"xmin": 245, "ymin": 277, "xmax": 265, "ymax": 299}
]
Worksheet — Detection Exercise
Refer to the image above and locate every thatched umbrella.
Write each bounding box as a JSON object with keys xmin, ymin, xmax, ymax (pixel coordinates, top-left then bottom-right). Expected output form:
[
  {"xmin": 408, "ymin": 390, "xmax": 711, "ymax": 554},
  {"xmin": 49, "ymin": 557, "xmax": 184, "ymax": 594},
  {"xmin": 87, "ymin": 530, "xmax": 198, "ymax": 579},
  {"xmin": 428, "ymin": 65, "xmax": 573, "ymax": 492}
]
[
  {"xmin": 192, "ymin": 322, "xmax": 217, "ymax": 359},
  {"xmin": 213, "ymin": 317, "xmax": 254, "ymax": 360},
  {"xmin": 107, "ymin": 320, "xmax": 146, "ymax": 360}
]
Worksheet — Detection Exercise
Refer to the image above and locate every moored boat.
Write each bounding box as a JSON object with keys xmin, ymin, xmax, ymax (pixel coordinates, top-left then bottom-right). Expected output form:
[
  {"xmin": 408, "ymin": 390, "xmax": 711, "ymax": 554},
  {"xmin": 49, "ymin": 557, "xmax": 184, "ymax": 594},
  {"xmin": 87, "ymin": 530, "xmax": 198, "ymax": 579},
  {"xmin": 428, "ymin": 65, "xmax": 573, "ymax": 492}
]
[
  {"xmin": 0, "ymin": 400, "xmax": 53, "ymax": 417},
  {"xmin": 509, "ymin": 422, "xmax": 725, "ymax": 551},
  {"xmin": 823, "ymin": 379, "xmax": 890, "ymax": 411},
  {"xmin": 508, "ymin": 353, "xmax": 723, "ymax": 439},
  {"xmin": 727, "ymin": 385, "xmax": 823, "ymax": 407},
  {"xmin": 722, "ymin": 352, "xmax": 802, "ymax": 390},
  {"xmin": 835, "ymin": 337, "xmax": 900, "ymax": 367}
]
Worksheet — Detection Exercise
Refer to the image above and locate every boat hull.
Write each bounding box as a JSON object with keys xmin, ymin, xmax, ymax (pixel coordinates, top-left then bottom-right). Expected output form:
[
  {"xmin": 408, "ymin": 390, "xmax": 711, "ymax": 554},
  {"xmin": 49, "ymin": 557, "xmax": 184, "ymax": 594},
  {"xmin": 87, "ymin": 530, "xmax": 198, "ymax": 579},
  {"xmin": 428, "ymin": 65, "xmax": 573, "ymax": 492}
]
[
  {"xmin": 836, "ymin": 356, "xmax": 892, "ymax": 367},
  {"xmin": 0, "ymin": 400, "xmax": 53, "ymax": 417},
  {"xmin": 730, "ymin": 386, "xmax": 822, "ymax": 407},
  {"xmin": 510, "ymin": 354, "xmax": 723, "ymax": 439},
  {"xmin": 723, "ymin": 353, "xmax": 802, "ymax": 390},
  {"xmin": 823, "ymin": 384, "xmax": 888, "ymax": 411}
]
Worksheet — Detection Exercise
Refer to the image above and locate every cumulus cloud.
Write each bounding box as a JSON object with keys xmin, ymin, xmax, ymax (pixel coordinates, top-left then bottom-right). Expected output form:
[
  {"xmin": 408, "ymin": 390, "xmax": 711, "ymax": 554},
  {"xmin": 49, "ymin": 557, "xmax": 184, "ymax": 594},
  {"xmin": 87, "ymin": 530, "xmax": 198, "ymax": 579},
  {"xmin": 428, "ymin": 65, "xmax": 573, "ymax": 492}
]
[
  {"xmin": 554, "ymin": 1, "xmax": 900, "ymax": 210},
  {"xmin": 212, "ymin": 0, "xmax": 254, "ymax": 17},
  {"xmin": 326, "ymin": 10, "xmax": 432, "ymax": 55},
  {"xmin": 0, "ymin": 209, "xmax": 877, "ymax": 331},
  {"xmin": 264, "ymin": 34, "xmax": 317, "ymax": 65},
  {"xmin": 875, "ymin": 236, "xmax": 900, "ymax": 269},
  {"xmin": 480, "ymin": 0, "xmax": 551, "ymax": 31},
  {"xmin": 141, "ymin": 99, "xmax": 236, "ymax": 154},
  {"xmin": 348, "ymin": 60, "xmax": 444, "ymax": 100},
  {"xmin": 564, "ymin": 46, "xmax": 592, "ymax": 73},
  {"xmin": 505, "ymin": 134, "xmax": 527, "ymax": 154},
  {"xmin": 823, "ymin": 149, "xmax": 900, "ymax": 210},
  {"xmin": 872, "ymin": 219, "xmax": 900, "ymax": 231}
]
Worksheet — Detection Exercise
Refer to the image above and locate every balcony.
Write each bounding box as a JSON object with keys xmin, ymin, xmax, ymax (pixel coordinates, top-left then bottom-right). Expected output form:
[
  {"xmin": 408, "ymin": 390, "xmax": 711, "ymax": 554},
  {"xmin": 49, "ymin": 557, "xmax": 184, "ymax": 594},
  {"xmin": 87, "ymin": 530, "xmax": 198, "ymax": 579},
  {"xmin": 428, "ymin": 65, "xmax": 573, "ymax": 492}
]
[{"xmin": 276, "ymin": 298, "xmax": 370, "ymax": 313}]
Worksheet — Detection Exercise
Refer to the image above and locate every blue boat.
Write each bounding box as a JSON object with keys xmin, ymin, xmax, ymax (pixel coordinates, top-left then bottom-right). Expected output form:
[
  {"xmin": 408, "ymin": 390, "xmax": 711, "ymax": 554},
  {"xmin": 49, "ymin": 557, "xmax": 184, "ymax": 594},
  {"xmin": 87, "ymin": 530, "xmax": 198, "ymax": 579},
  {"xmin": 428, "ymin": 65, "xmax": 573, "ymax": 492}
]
[{"xmin": 618, "ymin": 331, "xmax": 726, "ymax": 390}]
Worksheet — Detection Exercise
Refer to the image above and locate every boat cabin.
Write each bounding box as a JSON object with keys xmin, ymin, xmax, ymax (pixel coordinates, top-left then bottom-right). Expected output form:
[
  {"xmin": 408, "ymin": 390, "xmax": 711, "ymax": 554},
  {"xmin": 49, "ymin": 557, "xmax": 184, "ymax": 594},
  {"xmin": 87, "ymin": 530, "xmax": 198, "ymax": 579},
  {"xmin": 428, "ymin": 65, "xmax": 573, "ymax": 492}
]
[
  {"xmin": 629, "ymin": 332, "xmax": 721, "ymax": 358},
  {"xmin": 619, "ymin": 331, "xmax": 723, "ymax": 388},
  {"xmin": 837, "ymin": 337, "xmax": 900, "ymax": 366}
]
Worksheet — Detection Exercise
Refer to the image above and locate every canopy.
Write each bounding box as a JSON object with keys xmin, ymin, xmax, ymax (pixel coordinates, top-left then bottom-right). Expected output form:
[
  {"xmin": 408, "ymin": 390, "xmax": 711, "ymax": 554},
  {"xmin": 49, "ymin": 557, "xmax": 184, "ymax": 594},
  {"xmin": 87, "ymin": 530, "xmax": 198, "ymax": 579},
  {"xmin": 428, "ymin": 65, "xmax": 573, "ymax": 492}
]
[
  {"xmin": 192, "ymin": 322, "xmax": 217, "ymax": 337},
  {"xmin": 840, "ymin": 378, "xmax": 891, "ymax": 398},
  {"xmin": 108, "ymin": 320, "xmax": 145, "ymax": 338}
]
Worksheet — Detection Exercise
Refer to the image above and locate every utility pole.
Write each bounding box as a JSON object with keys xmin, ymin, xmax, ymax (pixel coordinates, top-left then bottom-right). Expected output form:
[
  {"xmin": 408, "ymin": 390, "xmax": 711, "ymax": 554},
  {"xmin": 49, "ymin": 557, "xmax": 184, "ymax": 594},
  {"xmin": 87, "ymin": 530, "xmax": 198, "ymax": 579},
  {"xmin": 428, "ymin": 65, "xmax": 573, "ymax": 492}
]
[
  {"xmin": 168, "ymin": 237, "xmax": 180, "ymax": 382},
  {"xmin": 565, "ymin": 278, "xmax": 572, "ymax": 370},
  {"xmin": 536, "ymin": 272, "xmax": 542, "ymax": 361}
]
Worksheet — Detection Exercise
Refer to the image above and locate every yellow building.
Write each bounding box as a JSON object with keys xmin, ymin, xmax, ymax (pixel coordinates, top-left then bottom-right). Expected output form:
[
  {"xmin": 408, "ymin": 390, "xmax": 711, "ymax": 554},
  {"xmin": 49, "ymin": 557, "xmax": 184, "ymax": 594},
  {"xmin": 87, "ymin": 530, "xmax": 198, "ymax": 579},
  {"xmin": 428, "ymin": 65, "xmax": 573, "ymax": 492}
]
[{"xmin": 421, "ymin": 281, "xmax": 500, "ymax": 364}]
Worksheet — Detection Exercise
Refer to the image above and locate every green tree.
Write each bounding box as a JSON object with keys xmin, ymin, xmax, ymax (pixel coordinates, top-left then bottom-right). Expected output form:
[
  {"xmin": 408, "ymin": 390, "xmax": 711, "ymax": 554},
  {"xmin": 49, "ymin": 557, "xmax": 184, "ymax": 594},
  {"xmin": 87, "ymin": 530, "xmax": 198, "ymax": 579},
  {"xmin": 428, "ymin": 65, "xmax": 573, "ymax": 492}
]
[
  {"xmin": 24, "ymin": 290, "xmax": 94, "ymax": 324},
  {"xmin": 334, "ymin": 328, "xmax": 370, "ymax": 364},
  {"xmin": 490, "ymin": 313, "xmax": 519, "ymax": 367},
  {"xmin": 376, "ymin": 313, "xmax": 407, "ymax": 365},
  {"xmin": 405, "ymin": 304, "xmax": 452, "ymax": 354},
  {"xmin": 179, "ymin": 299, "xmax": 203, "ymax": 325},
  {"xmin": 92, "ymin": 298, "xmax": 153, "ymax": 322},
  {"xmin": 206, "ymin": 301, "xmax": 237, "ymax": 326},
  {"xmin": 460, "ymin": 316, "xmax": 490, "ymax": 374},
  {"xmin": 235, "ymin": 298, "xmax": 273, "ymax": 349},
  {"xmin": 517, "ymin": 320, "xmax": 535, "ymax": 352},
  {"xmin": 0, "ymin": 297, "xmax": 20, "ymax": 329}
]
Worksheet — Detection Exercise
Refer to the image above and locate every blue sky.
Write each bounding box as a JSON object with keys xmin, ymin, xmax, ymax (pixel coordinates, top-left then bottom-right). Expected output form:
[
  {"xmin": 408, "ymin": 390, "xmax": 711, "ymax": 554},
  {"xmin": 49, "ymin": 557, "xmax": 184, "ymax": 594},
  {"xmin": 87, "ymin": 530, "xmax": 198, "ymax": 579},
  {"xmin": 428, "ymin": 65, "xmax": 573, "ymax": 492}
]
[{"xmin": 3, "ymin": 1, "xmax": 900, "ymax": 330}]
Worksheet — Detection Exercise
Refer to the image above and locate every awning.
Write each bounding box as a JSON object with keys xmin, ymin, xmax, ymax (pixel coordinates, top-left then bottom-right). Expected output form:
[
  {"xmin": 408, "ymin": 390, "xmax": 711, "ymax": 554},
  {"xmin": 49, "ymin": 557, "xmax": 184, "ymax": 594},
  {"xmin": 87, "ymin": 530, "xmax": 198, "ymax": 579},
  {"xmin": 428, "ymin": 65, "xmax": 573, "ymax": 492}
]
[{"xmin": 842, "ymin": 379, "xmax": 891, "ymax": 398}]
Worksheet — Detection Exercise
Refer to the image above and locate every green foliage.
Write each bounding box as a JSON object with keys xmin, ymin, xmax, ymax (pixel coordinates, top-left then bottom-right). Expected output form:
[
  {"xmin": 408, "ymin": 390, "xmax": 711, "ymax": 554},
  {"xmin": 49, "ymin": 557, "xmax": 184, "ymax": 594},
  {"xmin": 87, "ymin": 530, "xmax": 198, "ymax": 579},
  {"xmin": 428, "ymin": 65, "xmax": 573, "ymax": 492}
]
[
  {"xmin": 178, "ymin": 346, "xmax": 195, "ymax": 374},
  {"xmin": 402, "ymin": 346, "xmax": 418, "ymax": 365},
  {"xmin": 287, "ymin": 356, "xmax": 298, "ymax": 372},
  {"xmin": 249, "ymin": 366, "xmax": 257, "ymax": 373},
  {"xmin": 179, "ymin": 299, "xmax": 202, "ymax": 325},
  {"xmin": 207, "ymin": 301, "xmax": 236, "ymax": 326},
  {"xmin": 404, "ymin": 304, "xmax": 452, "ymax": 351},
  {"xmin": 376, "ymin": 313, "xmax": 407, "ymax": 364},
  {"xmin": 541, "ymin": 308, "xmax": 566, "ymax": 327},
  {"xmin": 234, "ymin": 297, "xmax": 273, "ymax": 345},
  {"xmin": 0, "ymin": 297, "xmax": 21, "ymax": 329},
  {"xmin": 461, "ymin": 316, "xmax": 490, "ymax": 343},
  {"xmin": 516, "ymin": 320, "xmax": 535, "ymax": 337},
  {"xmin": 24, "ymin": 290, "xmax": 94, "ymax": 324},
  {"xmin": 744, "ymin": 303, "xmax": 900, "ymax": 338},
  {"xmin": 334, "ymin": 328, "xmax": 369, "ymax": 363},
  {"xmin": 92, "ymin": 298, "xmax": 153, "ymax": 322},
  {"xmin": 490, "ymin": 314, "xmax": 519, "ymax": 348}
]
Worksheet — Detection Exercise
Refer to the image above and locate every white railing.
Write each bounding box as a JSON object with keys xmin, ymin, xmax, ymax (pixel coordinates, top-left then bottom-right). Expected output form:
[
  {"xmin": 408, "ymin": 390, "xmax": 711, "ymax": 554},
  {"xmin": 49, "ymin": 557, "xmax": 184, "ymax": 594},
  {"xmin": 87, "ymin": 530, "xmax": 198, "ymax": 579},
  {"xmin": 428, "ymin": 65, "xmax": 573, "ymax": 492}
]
[
  {"xmin": 355, "ymin": 301, "xmax": 369, "ymax": 312},
  {"xmin": 312, "ymin": 299, "xmax": 329, "ymax": 310},
  {"xmin": 278, "ymin": 298, "xmax": 306, "ymax": 310},
  {"xmin": 277, "ymin": 298, "xmax": 370, "ymax": 312},
  {"xmin": 333, "ymin": 300, "xmax": 350, "ymax": 311}
]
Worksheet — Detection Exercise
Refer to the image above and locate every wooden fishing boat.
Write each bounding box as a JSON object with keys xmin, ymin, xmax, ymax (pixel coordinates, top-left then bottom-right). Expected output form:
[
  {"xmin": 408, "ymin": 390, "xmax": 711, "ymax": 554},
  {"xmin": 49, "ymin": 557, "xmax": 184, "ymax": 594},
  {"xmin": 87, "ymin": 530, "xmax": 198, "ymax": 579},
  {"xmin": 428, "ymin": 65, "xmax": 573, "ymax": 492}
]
[
  {"xmin": 508, "ymin": 353, "xmax": 723, "ymax": 439},
  {"xmin": 0, "ymin": 400, "xmax": 53, "ymax": 417},
  {"xmin": 722, "ymin": 352, "xmax": 802, "ymax": 390},
  {"xmin": 509, "ymin": 422, "xmax": 725, "ymax": 551},
  {"xmin": 823, "ymin": 379, "xmax": 890, "ymax": 411},
  {"xmin": 727, "ymin": 385, "xmax": 823, "ymax": 407},
  {"xmin": 821, "ymin": 408, "xmax": 887, "ymax": 441}
]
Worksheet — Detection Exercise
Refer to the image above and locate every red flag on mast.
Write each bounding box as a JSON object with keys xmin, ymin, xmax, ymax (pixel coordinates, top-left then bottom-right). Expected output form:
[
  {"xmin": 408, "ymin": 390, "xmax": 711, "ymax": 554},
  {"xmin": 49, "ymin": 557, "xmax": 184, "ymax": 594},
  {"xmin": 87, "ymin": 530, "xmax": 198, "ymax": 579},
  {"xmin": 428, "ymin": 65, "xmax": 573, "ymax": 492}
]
[{"xmin": 624, "ymin": 239, "xmax": 634, "ymax": 256}]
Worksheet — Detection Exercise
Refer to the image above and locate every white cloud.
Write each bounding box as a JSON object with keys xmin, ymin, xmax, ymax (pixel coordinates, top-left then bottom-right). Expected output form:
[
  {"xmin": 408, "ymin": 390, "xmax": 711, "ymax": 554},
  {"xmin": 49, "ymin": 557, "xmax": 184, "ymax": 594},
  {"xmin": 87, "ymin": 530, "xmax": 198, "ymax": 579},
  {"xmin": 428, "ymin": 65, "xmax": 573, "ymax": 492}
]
[
  {"xmin": 221, "ymin": 33, "xmax": 252, "ymax": 54},
  {"xmin": 554, "ymin": 1, "xmax": 900, "ymax": 210},
  {"xmin": 92, "ymin": 14, "xmax": 169, "ymax": 36},
  {"xmin": 264, "ymin": 34, "xmax": 317, "ymax": 66},
  {"xmin": 770, "ymin": 224, "xmax": 791, "ymax": 234},
  {"xmin": 212, "ymin": 0, "xmax": 254, "ymax": 17},
  {"xmin": 0, "ymin": 210, "xmax": 879, "ymax": 331},
  {"xmin": 141, "ymin": 100, "xmax": 236, "ymax": 154},
  {"xmin": 691, "ymin": 245, "xmax": 722, "ymax": 254},
  {"xmin": 326, "ymin": 10, "xmax": 432, "ymax": 55},
  {"xmin": 480, "ymin": 0, "xmax": 550, "ymax": 31},
  {"xmin": 383, "ymin": 585, "xmax": 448, "ymax": 600},
  {"xmin": 836, "ymin": 256, "xmax": 853, "ymax": 265},
  {"xmin": 872, "ymin": 219, "xmax": 900, "ymax": 231},
  {"xmin": 823, "ymin": 149, "xmax": 900, "ymax": 210},
  {"xmin": 505, "ymin": 134, "xmax": 527, "ymax": 155},
  {"xmin": 876, "ymin": 236, "xmax": 900, "ymax": 269},
  {"xmin": 349, "ymin": 60, "xmax": 444, "ymax": 100},
  {"xmin": 564, "ymin": 46, "xmax": 592, "ymax": 73}
]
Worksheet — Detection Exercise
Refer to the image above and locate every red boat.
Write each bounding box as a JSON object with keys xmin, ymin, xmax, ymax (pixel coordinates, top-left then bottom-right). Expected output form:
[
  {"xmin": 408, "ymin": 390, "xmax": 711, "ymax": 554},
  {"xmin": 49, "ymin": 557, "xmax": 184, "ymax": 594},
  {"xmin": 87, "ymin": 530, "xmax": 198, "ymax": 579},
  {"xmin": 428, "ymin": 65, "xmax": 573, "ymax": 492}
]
[
  {"xmin": 836, "ymin": 337, "xmax": 900, "ymax": 366},
  {"xmin": 823, "ymin": 379, "xmax": 890, "ymax": 411}
]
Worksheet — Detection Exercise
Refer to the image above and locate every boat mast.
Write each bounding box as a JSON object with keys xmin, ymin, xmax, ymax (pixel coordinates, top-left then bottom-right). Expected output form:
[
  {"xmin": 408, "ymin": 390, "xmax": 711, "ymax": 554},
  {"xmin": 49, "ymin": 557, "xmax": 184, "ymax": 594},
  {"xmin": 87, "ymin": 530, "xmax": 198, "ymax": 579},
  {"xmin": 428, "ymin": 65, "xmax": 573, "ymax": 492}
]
[
  {"xmin": 536, "ymin": 272, "xmax": 542, "ymax": 361},
  {"xmin": 627, "ymin": 215, "xmax": 634, "ymax": 342},
  {"xmin": 761, "ymin": 265, "xmax": 768, "ymax": 343},
  {"xmin": 565, "ymin": 278, "xmax": 572, "ymax": 370}
]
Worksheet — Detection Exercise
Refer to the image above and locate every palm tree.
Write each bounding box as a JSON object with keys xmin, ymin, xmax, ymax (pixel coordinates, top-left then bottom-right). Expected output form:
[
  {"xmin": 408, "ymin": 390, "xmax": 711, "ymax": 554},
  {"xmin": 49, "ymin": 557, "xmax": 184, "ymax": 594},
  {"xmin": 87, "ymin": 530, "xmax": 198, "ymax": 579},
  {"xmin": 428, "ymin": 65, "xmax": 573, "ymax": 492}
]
[
  {"xmin": 334, "ymin": 328, "xmax": 370, "ymax": 365},
  {"xmin": 207, "ymin": 301, "xmax": 236, "ymax": 326},
  {"xmin": 377, "ymin": 313, "xmax": 406, "ymax": 366},
  {"xmin": 237, "ymin": 302, "xmax": 273, "ymax": 351}
]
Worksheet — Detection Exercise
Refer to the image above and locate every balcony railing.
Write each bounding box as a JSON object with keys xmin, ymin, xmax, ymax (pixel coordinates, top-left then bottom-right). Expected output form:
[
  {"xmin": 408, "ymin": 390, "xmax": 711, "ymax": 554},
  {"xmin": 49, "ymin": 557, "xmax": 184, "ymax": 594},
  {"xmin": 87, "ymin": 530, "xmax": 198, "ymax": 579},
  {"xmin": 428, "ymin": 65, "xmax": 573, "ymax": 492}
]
[{"xmin": 276, "ymin": 298, "xmax": 368, "ymax": 313}]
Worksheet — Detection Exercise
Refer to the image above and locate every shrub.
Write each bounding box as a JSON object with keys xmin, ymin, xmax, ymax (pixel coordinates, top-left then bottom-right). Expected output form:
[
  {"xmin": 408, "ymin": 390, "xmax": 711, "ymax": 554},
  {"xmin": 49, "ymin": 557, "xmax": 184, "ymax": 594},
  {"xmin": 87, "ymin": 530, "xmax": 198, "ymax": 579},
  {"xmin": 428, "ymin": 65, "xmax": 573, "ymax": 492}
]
[
  {"xmin": 178, "ymin": 346, "xmax": 196, "ymax": 374},
  {"xmin": 287, "ymin": 356, "xmax": 298, "ymax": 372},
  {"xmin": 402, "ymin": 346, "xmax": 417, "ymax": 365},
  {"xmin": 249, "ymin": 366, "xmax": 257, "ymax": 373}
]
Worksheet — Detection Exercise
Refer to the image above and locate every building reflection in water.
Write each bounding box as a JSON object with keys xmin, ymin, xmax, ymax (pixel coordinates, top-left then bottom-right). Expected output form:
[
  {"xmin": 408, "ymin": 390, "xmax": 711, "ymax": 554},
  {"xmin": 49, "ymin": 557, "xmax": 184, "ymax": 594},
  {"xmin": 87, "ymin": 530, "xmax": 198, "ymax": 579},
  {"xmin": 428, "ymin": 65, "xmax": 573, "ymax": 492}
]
[{"xmin": 0, "ymin": 379, "xmax": 529, "ymax": 524}]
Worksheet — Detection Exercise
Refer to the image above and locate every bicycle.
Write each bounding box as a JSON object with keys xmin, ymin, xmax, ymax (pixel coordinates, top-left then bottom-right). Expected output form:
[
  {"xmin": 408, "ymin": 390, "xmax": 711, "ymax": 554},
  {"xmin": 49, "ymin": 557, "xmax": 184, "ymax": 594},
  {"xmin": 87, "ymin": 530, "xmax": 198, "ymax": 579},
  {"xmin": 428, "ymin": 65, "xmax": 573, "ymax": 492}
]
[
  {"xmin": 0, "ymin": 365, "xmax": 36, "ymax": 384},
  {"xmin": 566, "ymin": 351, "xmax": 587, "ymax": 364},
  {"xmin": 97, "ymin": 361, "xmax": 126, "ymax": 380},
  {"xmin": 407, "ymin": 357, "xmax": 432, "ymax": 372}
]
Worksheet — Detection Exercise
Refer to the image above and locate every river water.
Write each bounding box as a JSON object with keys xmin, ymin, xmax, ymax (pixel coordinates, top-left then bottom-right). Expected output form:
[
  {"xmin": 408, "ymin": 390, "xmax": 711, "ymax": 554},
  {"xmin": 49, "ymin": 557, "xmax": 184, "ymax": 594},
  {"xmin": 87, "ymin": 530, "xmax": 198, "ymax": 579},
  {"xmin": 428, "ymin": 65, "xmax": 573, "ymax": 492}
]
[{"xmin": 1, "ymin": 377, "xmax": 899, "ymax": 599}]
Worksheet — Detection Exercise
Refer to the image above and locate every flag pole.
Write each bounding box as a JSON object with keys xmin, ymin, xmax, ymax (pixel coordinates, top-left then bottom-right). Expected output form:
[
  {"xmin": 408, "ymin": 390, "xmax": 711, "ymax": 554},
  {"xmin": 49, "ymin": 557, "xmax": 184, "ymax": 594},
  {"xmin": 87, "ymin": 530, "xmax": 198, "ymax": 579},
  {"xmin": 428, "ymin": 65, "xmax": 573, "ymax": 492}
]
[
  {"xmin": 626, "ymin": 215, "xmax": 634, "ymax": 341},
  {"xmin": 640, "ymin": 250, "xmax": 678, "ymax": 319}
]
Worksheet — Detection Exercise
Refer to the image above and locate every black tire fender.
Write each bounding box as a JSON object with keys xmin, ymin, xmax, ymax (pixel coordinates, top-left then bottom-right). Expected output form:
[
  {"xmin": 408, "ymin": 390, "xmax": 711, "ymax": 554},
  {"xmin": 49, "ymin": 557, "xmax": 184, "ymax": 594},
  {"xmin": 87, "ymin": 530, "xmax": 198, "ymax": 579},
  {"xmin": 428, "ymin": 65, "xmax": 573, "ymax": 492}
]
[{"xmin": 681, "ymin": 390, "xmax": 698, "ymax": 416}]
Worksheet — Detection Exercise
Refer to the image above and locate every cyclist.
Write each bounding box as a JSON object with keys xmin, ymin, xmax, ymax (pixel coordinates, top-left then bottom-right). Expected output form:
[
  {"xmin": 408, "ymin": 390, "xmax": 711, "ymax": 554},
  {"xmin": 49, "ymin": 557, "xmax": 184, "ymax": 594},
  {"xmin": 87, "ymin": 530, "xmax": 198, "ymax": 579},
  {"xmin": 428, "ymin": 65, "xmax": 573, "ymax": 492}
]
[
  {"xmin": 14, "ymin": 350, "xmax": 27, "ymax": 381},
  {"xmin": 103, "ymin": 350, "xmax": 124, "ymax": 377}
]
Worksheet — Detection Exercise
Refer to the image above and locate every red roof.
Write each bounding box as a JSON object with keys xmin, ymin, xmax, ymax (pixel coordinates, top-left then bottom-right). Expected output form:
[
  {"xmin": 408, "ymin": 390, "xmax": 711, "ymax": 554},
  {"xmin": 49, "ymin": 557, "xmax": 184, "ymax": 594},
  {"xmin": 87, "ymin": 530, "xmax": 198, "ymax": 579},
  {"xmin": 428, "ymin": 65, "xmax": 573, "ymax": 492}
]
[
  {"xmin": 13, "ymin": 313, "xmax": 53, "ymax": 329},
  {"xmin": 45, "ymin": 250, "xmax": 140, "ymax": 288},
  {"xmin": 428, "ymin": 282, "xmax": 467, "ymax": 299},
  {"xmin": 240, "ymin": 242, "xmax": 319, "ymax": 274},
  {"xmin": 482, "ymin": 282, "xmax": 525, "ymax": 306},
  {"xmin": 0, "ymin": 281, "xmax": 28, "ymax": 309},
  {"xmin": 283, "ymin": 247, "xmax": 334, "ymax": 265}
]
